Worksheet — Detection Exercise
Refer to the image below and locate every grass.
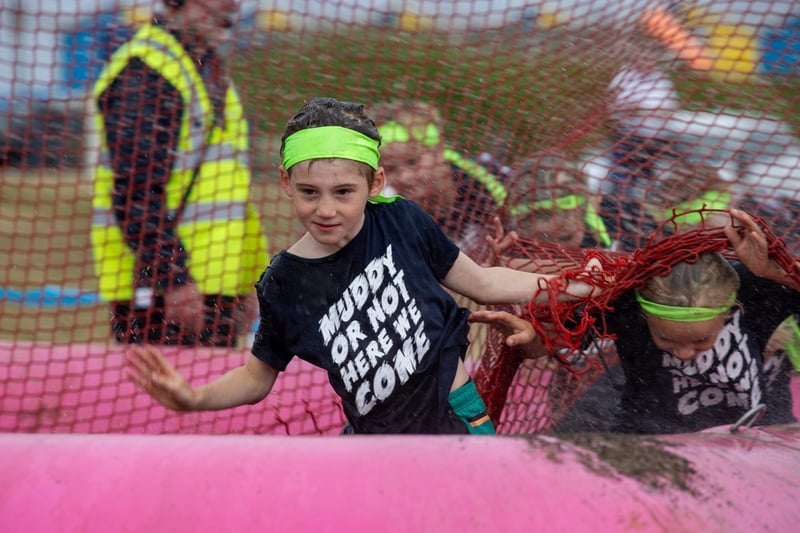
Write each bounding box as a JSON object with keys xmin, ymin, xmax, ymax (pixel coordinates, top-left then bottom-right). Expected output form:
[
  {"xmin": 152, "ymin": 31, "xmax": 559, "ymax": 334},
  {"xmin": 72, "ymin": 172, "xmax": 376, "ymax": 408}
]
[
  {"xmin": 234, "ymin": 28, "xmax": 617, "ymax": 159},
  {"xmin": 234, "ymin": 26, "xmax": 800, "ymax": 162}
]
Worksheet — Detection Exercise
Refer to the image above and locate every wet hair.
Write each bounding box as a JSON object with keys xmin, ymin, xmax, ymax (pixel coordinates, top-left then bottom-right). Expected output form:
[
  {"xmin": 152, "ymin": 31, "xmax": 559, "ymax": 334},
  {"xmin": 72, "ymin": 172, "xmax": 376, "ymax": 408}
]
[
  {"xmin": 765, "ymin": 316, "xmax": 798, "ymax": 358},
  {"xmin": 639, "ymin": 252, "xmax": 741, "ymax": 309},
  {"xmin": 280, "ymin": 97, "xmax": 381, "ymax": 184}
]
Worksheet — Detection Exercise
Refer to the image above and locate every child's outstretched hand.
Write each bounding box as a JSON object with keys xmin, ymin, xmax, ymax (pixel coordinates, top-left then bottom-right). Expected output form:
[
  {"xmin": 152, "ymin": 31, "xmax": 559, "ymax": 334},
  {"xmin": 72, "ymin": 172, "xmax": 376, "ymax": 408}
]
[
  {"xmin": 127, "ymin": 345, "xmax": 197, "ymax": 411},
  {"xmin": 469, "ymin": 309, "xmax": 536, "ymax": 347}
]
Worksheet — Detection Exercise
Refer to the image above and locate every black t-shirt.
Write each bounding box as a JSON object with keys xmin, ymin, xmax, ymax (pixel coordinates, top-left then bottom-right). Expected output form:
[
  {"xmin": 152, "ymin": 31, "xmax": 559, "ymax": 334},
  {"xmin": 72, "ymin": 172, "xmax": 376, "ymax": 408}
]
[
  {"xmin": 252, "ymin": 199, "xmax": 471, "ymax": 434},
  {"xmin": 606, "ymin": 262, "xmax": 800, "ymax": 434}
]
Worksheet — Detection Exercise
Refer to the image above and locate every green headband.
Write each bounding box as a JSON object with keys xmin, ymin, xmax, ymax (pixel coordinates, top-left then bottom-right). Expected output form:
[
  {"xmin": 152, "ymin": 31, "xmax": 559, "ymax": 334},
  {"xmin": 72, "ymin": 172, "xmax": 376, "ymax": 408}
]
[
  {"xmin": 378, "ymin": 120, "xmax": 441, "ymax": 147},
  {"xmin": 282, "ymin": 126, "xmax": 380, "ymax": 170},
  {"xmin": 508, "ymin": 194, "xmax": 585, "ymax": 218},
  {"xmin": 507, "ymin": 194, "xmax": 611, "ymax": 247},
  {"xmin": 636, "ymin": 292, "xmax": 736, "ymax": 322}
]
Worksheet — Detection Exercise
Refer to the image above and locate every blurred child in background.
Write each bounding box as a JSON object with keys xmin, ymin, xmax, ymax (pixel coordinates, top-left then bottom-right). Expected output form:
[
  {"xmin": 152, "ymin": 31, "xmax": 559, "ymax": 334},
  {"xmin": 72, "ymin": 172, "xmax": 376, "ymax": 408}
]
[
  {"xmin": 600, "ymin": 4, "xmax": 734, "ymax": 251},
  {"xmin": 371, "ymin": 100, "xmax": 512, "ymax": 261},
  {"xmin": 485, "ymin": 153, "xmax": 619, "ymax": 432},
  {"xmin": 504, "ymin": 153, "xmax": 612, "ymax": 251}
]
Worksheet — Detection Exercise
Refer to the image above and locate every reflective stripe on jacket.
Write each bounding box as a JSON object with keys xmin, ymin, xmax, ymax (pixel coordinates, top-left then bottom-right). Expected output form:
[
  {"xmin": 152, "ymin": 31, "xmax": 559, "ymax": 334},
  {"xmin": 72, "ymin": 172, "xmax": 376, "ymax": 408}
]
[{"xmin": 443, "ymin": 148, "xmax": 508, "ymax": 207}]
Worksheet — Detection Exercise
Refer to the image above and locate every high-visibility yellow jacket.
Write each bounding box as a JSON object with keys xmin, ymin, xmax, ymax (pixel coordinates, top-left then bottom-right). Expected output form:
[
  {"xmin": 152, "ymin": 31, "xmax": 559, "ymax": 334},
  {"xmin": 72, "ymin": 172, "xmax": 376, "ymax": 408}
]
[{"xmin": 91, "ymin": 23, "xmax": 267, "ymax": 302}]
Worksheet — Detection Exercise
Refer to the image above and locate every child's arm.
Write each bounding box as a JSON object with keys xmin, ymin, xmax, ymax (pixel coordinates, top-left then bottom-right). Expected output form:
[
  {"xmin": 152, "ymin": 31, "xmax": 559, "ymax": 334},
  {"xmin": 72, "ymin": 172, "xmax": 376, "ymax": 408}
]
[
  {"xmin": 726, "ymin": 208, "xmax": 800, "ymax": 291},
  {"xmin": 443, "ymin": 251, "xmax": 600, "ymax": 305},
  {"xmin": 485, "ymin": 217, "xmax": 585, "ymax": 273},
  {"xmin": 127, "ymin": 346, "xmax": 278, "ymax": 411}
]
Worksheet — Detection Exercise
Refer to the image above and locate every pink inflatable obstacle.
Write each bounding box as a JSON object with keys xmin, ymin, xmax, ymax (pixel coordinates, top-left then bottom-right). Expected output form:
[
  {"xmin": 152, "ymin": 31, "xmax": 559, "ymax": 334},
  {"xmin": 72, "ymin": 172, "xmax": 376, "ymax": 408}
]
[
  {"xmin": 1, "ymin": 426, "xmax": 799, "ymax": 532},
  {"xmin": 2, "ymin": 340, "xmax": 799, "ymax": 435}
]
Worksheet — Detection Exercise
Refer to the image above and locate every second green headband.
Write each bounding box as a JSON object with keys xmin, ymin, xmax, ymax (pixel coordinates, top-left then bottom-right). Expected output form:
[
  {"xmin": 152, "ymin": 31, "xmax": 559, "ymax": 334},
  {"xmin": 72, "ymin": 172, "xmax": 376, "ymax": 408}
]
[{"xmin": 636, "ymin": 292, "xmax": 736, "ymax": 322}]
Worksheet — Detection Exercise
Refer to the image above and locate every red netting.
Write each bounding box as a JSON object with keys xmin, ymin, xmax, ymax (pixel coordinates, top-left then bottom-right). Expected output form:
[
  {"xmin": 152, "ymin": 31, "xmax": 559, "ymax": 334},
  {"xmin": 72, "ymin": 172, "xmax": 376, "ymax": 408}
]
[
  {"xmin": 2, "ymin": 1, "xmax": 799, "ymax": 436},
  {"xmin": 533, "ymin": 208, "xmax": 799, "ymax": 354},
  {"xmin": 473, "ymin": 208, "xmax": 800, "ymax": 431}
]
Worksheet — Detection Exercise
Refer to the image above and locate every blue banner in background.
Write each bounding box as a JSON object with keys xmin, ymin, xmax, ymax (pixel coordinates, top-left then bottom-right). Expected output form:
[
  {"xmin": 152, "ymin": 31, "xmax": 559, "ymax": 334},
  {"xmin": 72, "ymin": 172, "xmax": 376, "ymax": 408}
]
[
  {"xmin": 0, "ymin": 285, "xmax": 260, "ymax": 332},
  {"xmin": 761, "ymin": 17, "xmax": 800, "ymax": 75}
]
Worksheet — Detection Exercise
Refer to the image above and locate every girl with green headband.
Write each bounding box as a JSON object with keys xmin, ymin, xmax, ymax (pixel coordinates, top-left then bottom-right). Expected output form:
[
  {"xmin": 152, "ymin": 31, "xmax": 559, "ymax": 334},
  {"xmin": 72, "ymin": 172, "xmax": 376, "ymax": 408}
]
[
  {"xmin": 489, "ymin": 209, "xmax": 800, "ymax": 434},
  {"xmin": 127, "ymin": 97, "xmax": 601, "ymax": 435},
  {"xmin": 598, "ymin": 152, "xmax": 733, "ymax": 253}
]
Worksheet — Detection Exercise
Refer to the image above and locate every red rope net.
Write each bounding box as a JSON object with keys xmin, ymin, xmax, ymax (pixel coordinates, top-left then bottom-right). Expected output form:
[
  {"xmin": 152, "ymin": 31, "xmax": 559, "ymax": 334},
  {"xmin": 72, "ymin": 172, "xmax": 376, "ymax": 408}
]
[{"xmin": 474, "ymin": 208, "xmax": 800, "ymax": 430}]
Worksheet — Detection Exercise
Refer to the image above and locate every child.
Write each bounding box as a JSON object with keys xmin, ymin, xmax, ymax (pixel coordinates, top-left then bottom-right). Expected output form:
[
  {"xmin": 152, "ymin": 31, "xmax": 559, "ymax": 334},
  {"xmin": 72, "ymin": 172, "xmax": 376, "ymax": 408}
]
[
  {"xmin": 485, "ymin": 209, "xmax": 799, "ymax": 434},
  {"xmin": 486, "ymin": 153, "xmax": 620, "ymax": 433},
  {"xmin": 599, "ymin": 8, "xmax": 736, "ymax": 252},
  {"xmin": 371, "ymin": 100, "xmax": 512, "ymax": 261},
  {"xmin": 504, "ymin": 153, "xmax": 612, "ymax": 250},
  {"xmin": 599, "ymin": 151, "xmax": 732, "ymax": 252},
  {"xmin": 128, "ymin": 97, "xmax": 599, "ymax": 435}
]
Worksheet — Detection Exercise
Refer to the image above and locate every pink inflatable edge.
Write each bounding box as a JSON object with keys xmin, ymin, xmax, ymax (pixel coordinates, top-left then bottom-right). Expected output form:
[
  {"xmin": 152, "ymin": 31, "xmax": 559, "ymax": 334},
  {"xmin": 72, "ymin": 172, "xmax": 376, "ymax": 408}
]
[{"xmin": 1, "ymin": 427, "xmax": 799, "ymax": 532}]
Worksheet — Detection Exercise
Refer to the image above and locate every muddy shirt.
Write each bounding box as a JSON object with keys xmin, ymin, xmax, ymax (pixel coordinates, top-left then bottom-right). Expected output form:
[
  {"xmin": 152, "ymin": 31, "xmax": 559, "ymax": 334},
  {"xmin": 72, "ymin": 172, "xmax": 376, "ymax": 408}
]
[
  {"xmin": 607, "ymin": 262, "xmax": 800, "ymax": 434},
  {"xmin": 252, "ymin": 199, "xmax": 471, "ymax": 434}
]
